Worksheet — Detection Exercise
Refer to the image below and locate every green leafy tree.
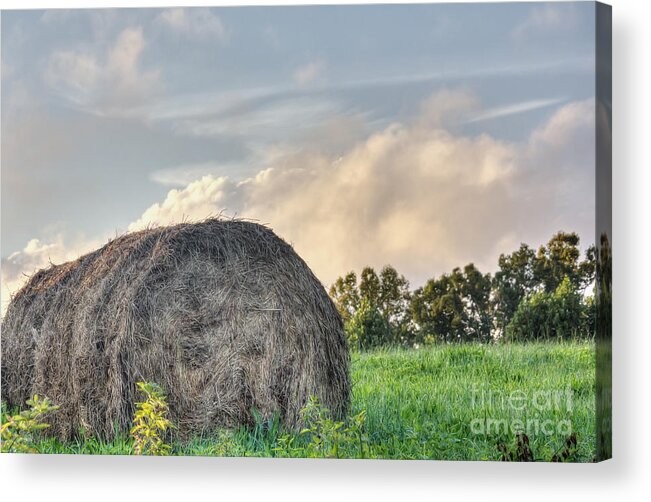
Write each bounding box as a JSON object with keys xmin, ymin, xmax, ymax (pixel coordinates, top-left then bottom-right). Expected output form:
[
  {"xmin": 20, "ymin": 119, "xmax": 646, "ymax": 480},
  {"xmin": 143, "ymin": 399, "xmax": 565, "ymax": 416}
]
[
  {"xmin": 411, "ymin": 273, "xmax": 464, "ymax": 342},
  {"xmin": 411, "ymin": 264, "xmax": 492, "ymax": 343},
  {"xmin": 506, "ymin": 276, "xmax": 592, "ymax": 341},
  {"xmin": 345, "ymin": 298, "xmax": 392, "ymax": 350},
  {"xmin": 595, "ymin": 232, "xmax": 612, "ymax": 341},
  {"xmin": 378, "ymin": 266, "xmax": 413, "ymax": 345},
  {"xmin": 492, "ymin": 237, "xmax": 595, "ymax": 337},
  {"xmin": 359, "ymin": 267, "xmax": 381, "ymax": 306},
  {"xmin": 458, "ymin": 264, "xmax": 492, "ymax": 341},
  {"xmin": 331, "ymin": 266, "xmax": 412, "ymax": 348},
  {"xmin": 535, "ymin": 232, "xmax": 594, "ymax": 293},
  {"xmin": 329, "ymin": 272, "xmax": 360, "ymax": 323},
  {"xmin": 492, "ymin": 244, "xmax": 538, "ymax": 337},
  {"xmin": 579, "ymin": 244, "xmax": 597, "ymax": 291}
]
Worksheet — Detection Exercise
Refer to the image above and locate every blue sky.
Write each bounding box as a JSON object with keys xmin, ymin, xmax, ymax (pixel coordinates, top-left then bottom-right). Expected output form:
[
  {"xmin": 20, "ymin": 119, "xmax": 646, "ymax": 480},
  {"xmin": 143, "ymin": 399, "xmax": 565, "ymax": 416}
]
[{"xmin": 1, "ymin": 2, "xmax": 597, "ymax": 310}]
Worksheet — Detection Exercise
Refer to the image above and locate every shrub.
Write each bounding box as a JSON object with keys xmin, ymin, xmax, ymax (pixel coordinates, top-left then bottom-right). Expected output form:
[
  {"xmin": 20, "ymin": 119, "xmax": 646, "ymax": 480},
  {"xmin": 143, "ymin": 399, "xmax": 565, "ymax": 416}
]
[
  {"xmin": 273, "ymin": 396, "xmax": 369, "ymax": 459},
  {"xmin": 299, "ymin": 396, "xmax": 346, "ymax": 458},
  {"xmin": 131, "ymin": 382, "xmax": 175, "ymax": 456},
  {"xmin": 1, "ymin": 395, "xmax": 59, "ymax": 453},
  {"xmin": 300, "ymin": 396, "xmax": 368, "ymax": 459}
]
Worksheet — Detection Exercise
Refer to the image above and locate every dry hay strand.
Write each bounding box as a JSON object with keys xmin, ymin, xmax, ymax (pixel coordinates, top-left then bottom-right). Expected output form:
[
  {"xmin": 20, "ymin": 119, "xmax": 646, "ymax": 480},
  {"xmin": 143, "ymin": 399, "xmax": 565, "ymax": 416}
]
[{"xmin": 1, "ymin": 219, "xmax": 350, "ymax": 441}]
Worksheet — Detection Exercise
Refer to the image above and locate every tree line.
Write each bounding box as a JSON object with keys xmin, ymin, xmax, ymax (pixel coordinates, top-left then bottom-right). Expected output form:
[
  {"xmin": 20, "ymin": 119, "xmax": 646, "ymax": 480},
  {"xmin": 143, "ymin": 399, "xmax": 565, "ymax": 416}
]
[{"xmin": 328, "ymin": 231, "xmax": 596, "ymax": 350}]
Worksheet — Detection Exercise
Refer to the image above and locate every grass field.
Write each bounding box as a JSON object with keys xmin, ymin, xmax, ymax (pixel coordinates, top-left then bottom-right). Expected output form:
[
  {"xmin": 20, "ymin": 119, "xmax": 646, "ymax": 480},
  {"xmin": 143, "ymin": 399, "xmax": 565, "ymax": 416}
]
[{"xmin": 21, "ymin": 341, "xmax": 596, "ymax": 461}]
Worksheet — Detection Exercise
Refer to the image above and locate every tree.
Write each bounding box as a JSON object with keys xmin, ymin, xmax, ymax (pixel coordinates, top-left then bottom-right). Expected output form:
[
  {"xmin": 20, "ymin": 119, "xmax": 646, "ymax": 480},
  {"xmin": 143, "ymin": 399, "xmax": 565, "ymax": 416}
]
[
  {"xmin": 505, "ymin": 276, "xmax": 592, "ymax": 341},
  {"xmin": 411, "ymin": 274, "xmax": 463, "ymax": 343},
  {"xmin": 457, "ymin": 264, "xmax": 492, "ymax": 342},
  {"xmin": 378, "ymin": 266, "xmax": 412, "ymax": 345},
  {"xmin": 411, "ymin": 264, "xmax": 492, "ymax": 343},
  {"xmin": 491, "ymin": 243, "xmax": 538, "ymax": 337},
  {"xmin": 535, "ymin": 232, "xmax": 586, "ymax": 293},
  {"xmin": 345, "ymin": 298, "xmax": 392, "ymax": 351},
  {"xmin": 578, "ymin": 244, "xmax": 597, "ymax": 292},
  {"xmin": 329, "ymin": 272, "xmax": 360, "ymax": 324},
  {"xmin": 359, "ymin": 267, "xmax": 381, "ymax": 307},
  {"xmin": 595, "ymin": 232, "xmax": 611, "ymax": 342},
  {"xmin": 329, "ymin": 229, "xmax": 595, "ymax": 347},
  {"xmin": 330, "ymin": 266, "xmax": 412, "ymax": 348}
]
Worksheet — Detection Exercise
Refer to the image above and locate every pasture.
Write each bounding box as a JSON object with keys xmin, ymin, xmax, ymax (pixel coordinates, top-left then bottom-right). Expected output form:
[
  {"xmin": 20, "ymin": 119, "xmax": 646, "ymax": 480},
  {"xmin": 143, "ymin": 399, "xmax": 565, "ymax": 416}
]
[{"xmin": 23, "ymin": 341, "xmax": 596, "ymax": 461}]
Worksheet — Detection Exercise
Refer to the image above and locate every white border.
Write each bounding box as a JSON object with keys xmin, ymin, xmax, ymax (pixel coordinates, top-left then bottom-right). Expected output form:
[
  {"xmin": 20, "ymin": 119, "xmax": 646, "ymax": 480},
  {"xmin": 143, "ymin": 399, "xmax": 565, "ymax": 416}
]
[{"xmin": 1, "ymin": 0, "xmax": 649, "ymax": 500}]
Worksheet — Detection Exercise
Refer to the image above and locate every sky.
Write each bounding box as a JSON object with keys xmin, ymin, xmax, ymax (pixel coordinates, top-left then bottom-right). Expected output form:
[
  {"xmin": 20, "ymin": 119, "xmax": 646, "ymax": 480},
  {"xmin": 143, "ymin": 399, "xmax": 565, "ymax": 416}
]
[{"xmin": 1, "ymin": 2, "xmax": 597, "ymax": 313}]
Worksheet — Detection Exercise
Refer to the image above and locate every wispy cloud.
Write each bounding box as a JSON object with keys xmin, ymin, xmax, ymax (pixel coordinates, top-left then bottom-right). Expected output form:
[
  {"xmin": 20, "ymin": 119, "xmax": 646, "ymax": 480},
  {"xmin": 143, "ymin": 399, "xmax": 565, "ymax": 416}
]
[
  {"xmin": 1, "ymin": 59, "xmax": 14, "ymax": 80},
  {"xmin": 466, "ymin": 97, "xmax": 566, "ymax": 124},
  {"xmin": 155, "ymin": 8, "xmax": 228, "ymax": 41},
  {"xmin": 512, "ymin": 3, "xmax": 578, "ymax": 41},
  {"xmin": 46, "ymin": 26, "xmax": 161, "ymax": 116},
  {"xmin": 170, "ymin": 96, "xmax": 342, "ymax": 140},
  {"xmin": 150, "ymin": 162, "xmax": 245, "ymax": 187},
  {"xmin": 293, "ymin": 59, "xmax": 326, "ymax": 87},
  {"xmin": 124, "ymin": 56, "xmax": 589, "ymax": 146}
]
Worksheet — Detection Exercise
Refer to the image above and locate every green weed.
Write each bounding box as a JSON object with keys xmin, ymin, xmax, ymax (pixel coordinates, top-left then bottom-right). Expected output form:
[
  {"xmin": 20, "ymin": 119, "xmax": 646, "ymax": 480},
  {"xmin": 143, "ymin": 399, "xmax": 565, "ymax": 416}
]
[
  {"xmin": 131, "ymin": 382, "xmax": 175, "ymax": 456},
  {"xmin": 1, "ymin": 395, "xmax": 60, "ymax": 453}
]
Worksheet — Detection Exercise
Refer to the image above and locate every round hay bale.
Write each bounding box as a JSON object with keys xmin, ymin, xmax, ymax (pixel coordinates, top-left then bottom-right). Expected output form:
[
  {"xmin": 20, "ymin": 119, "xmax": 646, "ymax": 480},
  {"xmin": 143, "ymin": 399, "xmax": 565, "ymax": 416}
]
[{"xmin": 1, "ymin": 219, "xmax": 350, "ymax": 440}]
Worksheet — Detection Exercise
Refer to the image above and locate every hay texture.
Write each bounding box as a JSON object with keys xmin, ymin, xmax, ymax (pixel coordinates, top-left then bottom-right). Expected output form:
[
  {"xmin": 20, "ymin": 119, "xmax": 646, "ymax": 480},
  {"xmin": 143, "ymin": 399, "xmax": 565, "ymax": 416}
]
[{"xmin": 1, "ymin": 219, "xmax": 350, "ymax": 440}]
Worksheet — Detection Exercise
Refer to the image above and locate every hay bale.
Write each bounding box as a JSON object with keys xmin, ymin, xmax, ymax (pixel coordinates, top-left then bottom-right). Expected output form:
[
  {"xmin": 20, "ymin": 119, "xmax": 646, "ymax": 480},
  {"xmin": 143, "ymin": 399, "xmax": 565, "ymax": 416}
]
[{"xmin": 1, "ymin": 219, "xmax": 350, "ymax": 440}]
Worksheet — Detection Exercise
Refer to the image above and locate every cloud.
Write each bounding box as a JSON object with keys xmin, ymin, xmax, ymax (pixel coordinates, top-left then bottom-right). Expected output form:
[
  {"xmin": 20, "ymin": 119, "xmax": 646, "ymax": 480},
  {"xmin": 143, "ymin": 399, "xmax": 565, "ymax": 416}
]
[
  {"xmin": 523, "ymin": 100, "xmax": 595, "ymax": 203},
  {"xmin": 172, "ymin": 95, "xmax": 342, "ymax": 140},
  {"xmin": 418, "ymin": 88, "xmax": 479, "ymax": 127},
  {"xmin": 127, "ymin": 122, "xmax": 518, "ymax": 283},
  {"xmin": 46, "ymin": 27, "xmax": 160, "ymax": 115},
  {"xmin": 1, "ymin": 59, "xmax": 14, "ymax": 80},
  {"xmin": 1, "ymin": 235, "xmax": 103, "ymax": 315},
  {"xmin": 2, "ymin": 93, "xmax": 595, "ymax": 317},
  {"xmin": 39, "ymin": 9, "xmax": 75, "ymax": 25},
  {"xmin": 466, "ymin": 97, "xmax": 565, "ymax": 124},
  {"xmin": 293, "ymin": 60, "xmax": 326, "ymax": 87},
  {"xmin": 150, "ymin": 162, "xmax": 244, "ymax": 187},
  {"xmin": 528, "ymin": 100, "xmax": 594, "ymax": 150},
  {"xmin": 155, "ymin": 8, "xmax": 227, "ymax": 41},
  {"xmin": 512, "ymin": 4, "xmax": 578, "ymax": 41},
  {"xmin": 128, "ymin": 93, "xmax": 595, "ymax": 289}
]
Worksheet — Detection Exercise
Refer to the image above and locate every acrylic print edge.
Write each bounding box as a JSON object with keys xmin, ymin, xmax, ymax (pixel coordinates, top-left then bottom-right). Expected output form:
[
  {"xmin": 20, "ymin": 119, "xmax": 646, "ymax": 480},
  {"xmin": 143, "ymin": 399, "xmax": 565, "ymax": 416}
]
[{"xmin": 595, "ymin": 0, "xmax": 612, "ymax": 463}]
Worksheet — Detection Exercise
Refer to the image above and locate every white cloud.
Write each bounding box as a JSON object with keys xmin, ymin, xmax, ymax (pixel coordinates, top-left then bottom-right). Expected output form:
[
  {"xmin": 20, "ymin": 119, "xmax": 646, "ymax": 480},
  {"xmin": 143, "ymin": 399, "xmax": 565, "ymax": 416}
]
[
  {"xmin": 528, "ymin": 99, "xmax": 594, "ymax": 150},
  {"xmin": 466, "ymin": 97, "xmax": 565, "ymax": 124},
  {"xmin": 512, "ymin": 4, "xmax": 578, "ymax": 40},
  {"xmin": 150, "ymin": 162, "xmax": 243, "ymax": 187},
  {"xmin": 128, "ymin": 176, "xmax": 240, "ymax": 232},
  {"xmin": 418, "ymin": 88, "xmax": 479, "ymax": 127},
  {"xmin": 46, "ymin": 27, "xmax": 160, "ymax": 115},
  {"xmin": 39, "ymin": 9, "xmax": 74, "ymax": 25},
  {"xmin": 1, "ymin": 235, "xmax": 103, "ymax": 315},
  {"xmin": 293, "ymin": 59, "xmax": 326, "ymax": 87},
  {"xmin": 523, "ymin": 100, "xmax": 595, "ymax": 207},
  {"xmin": 1, "ymin": 59, "xmax": 14, "ymax": 80},
  {"xmin": 2, "ymin": 93, "xmax": 595, "ymax": 317},
  {"xmin": 156, "ymin": 8, "xmax": 227, "ymax": 41},
  {"xmin": 128, "ymin": 93, "xmax": 595, "ymax": 288},
  {"xmin": 173, "ymin": 96, "xmax": 341, "ymax": 139}
]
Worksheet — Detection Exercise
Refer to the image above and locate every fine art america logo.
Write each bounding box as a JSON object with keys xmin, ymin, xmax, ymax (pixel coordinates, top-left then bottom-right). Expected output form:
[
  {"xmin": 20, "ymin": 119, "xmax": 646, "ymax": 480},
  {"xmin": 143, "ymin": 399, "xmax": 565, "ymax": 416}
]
[{"xmin": 470, "ymin": 386, "xmax": 574, "ymax": 436}]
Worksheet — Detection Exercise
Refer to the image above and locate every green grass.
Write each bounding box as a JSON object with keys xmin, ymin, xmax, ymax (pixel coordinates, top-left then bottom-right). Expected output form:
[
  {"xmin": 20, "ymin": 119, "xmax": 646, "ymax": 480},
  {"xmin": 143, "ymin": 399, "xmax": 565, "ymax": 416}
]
[{"xmin": 16, "ymin": 341, "xmax": 596, "ymax": 461}]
